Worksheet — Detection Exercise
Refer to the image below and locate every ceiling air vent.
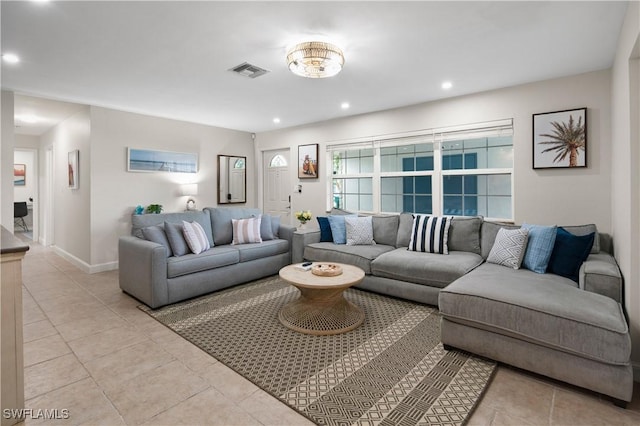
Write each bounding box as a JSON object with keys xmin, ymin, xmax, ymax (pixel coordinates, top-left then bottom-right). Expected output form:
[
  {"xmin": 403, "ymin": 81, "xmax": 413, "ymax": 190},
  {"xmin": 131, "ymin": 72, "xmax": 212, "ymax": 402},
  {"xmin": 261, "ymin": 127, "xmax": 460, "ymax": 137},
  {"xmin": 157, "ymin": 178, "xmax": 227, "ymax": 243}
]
[{"xmin": 229, "ymin": 62, "xmax": 269, "ymax": 79}]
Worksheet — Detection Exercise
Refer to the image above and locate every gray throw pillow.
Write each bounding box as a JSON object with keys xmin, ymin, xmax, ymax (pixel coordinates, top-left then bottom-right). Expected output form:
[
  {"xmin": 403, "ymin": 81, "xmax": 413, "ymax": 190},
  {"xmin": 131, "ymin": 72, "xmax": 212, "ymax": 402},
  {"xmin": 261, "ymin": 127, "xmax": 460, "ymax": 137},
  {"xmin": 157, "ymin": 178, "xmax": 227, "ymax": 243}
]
[
  {"xmin": 259, "ymin": 215, "xmax": 274, "ymax": 241},
  {"xmin": 372, "ymin": 215, "xmax": 399, "ymax": 247},
  {"xmin": 395, "ymin": 213, "xmax": 414, "ymax": 248},
  {"xmin": 141, "ymin": 225, "xmax": 173, "ymax": 257},
  {"xmin": 270, "ymin": 215, "xmax": 281, "ymax": 238},
  {"xmin": 487, "ymin": 228, "xmax": 529, "ymax": 269},
  {"xmin": 164, "ymin": 221, "xmax": 190, "ymax": 256},
  {"xmin": 449, "ymin": 216, "xmax": 482, "ymax": 254}
]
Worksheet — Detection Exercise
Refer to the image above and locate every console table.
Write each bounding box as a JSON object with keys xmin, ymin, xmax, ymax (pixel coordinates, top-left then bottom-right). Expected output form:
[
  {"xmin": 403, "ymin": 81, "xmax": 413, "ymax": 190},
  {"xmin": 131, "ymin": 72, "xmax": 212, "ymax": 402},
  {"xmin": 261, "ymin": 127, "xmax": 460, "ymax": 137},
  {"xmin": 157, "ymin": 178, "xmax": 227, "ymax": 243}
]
[{"xmin": 1, "ymin": 227, "xmax": 28, "ymax": 426}]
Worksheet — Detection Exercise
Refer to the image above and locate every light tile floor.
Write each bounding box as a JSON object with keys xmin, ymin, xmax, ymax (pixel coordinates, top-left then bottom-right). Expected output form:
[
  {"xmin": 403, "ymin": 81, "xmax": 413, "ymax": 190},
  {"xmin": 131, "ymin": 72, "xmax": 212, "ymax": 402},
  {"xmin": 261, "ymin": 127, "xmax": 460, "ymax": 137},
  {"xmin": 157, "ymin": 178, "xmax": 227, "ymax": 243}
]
[{"xmin": 13, "ymin": 237, "xmax": 640, "ymax": 425}]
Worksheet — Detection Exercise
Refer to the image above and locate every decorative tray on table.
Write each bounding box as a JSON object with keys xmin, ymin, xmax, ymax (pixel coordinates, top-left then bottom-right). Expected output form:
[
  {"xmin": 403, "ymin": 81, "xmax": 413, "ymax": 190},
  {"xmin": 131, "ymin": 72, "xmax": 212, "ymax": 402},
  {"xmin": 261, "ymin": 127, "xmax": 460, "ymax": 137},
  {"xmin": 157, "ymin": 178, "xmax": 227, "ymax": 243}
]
[{"xmin": 311, "ymin": 263, "xmax": 343, "ymax": 277}]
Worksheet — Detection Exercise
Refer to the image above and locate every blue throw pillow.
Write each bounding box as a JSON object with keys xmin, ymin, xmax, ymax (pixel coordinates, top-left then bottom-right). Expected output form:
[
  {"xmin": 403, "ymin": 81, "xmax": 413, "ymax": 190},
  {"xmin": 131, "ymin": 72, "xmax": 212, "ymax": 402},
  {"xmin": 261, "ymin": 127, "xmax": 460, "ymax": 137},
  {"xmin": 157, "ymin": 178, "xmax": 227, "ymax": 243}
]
[
  {"xmin": 317, "ymin": 217, "xmax": 333, "ymax": 242},
  {"xmin": 327, "ymin": 215, "xmax": 356, "ymax": 244},
  {"xmin": 547, "ymin": 227, "xmax": 595, "ymax": 282},
  {"xmin": 521, "ymin": 223, "xmax": 557, "ymax": 273}
]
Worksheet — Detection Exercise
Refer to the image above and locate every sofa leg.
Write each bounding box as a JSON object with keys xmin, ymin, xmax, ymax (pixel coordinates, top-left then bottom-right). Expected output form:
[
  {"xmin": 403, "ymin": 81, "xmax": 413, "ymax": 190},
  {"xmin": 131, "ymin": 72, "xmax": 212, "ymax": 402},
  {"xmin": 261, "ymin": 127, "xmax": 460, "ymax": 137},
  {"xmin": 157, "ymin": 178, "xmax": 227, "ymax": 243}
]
[
  {"xmin": 443, "ymin": 344, "xmax": 456, "ymax": 351},
  {"xmin": 611, "ymin": 398, "xmax": 627, "ymax": 409}
]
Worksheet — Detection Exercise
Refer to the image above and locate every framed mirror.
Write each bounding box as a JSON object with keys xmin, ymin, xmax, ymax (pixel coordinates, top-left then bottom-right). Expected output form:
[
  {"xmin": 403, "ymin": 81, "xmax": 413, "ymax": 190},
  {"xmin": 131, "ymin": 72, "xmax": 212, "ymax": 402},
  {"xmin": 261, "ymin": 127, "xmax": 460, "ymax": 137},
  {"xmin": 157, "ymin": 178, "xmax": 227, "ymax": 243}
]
[{"xmin": 218, "ymin": 155, "xmax": 246, "ymax": 204}]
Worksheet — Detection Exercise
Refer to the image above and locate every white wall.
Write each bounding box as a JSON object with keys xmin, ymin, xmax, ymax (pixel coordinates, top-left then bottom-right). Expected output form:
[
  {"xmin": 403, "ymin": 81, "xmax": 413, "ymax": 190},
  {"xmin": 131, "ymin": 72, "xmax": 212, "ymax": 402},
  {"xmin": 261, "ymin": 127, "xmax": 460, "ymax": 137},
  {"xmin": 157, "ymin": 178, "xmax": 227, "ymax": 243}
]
[
  {"xmin": 256, "ymin": 70, "xmax": 612, "ymax": 234},
  {"xmin": 39, "ymin": 107, "xmax": 91, "ymax": 266},
  {"xmin": 1, "ymin": 91, "xmax": 15, "ymax": 230},
  {"xmin": 89, "ymin": 107, "xmax": 254, "ymax": 268},
  {"xmin": 611, "ymin": 1, "xmax": 640, "ymax": 373}
]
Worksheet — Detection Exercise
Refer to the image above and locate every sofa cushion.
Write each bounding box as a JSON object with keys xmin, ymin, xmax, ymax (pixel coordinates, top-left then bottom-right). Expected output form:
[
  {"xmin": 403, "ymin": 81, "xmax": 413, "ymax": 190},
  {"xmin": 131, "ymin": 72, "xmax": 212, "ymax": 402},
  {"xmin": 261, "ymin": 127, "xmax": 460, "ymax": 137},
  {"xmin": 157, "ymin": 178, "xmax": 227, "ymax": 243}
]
[
  {"xmin": 371, "ymin": 248, "xmax": 483, "ymax": 288},
  {"xmin": 408, "ymin": 215, "xmax": 452, "ymax": 254},
  {"xmin": 182, "ymin": 221, "xmax": 209, "ymax": 255},
  {"xmin": 480, "ymin": 221, "xmax": 521, "ymax": 259},
  {"xmin": 304, "ymin": 243, "xmax": 395, "ymax": 274},
  {"xmin": 232, "ymin": 216, "xmax": 262, "ymax": 245},
  {"xmin": 486, "ymin": 228, "xmax": 529, "ymax": 269},
  {"xmin": 260, "ymin": 215, "xmax": 275, "ymax": 241},
  {"xmin": 581, "ymin": 253, "xmax": 622, "ymax": 303},
  {"xmin": 327, "ymin": 215, "xmax": 357, "ymax": 244},
  {"xmin": 521, "ymin": 223, "xmax": 557, "ymax": 273},
  {"xmin": 346, "ymin": 216, "xmax": 375, "ymax": 245},
  {"xmin": 547, "ymin": 227, "xmax": 595, "ymax": 282},
  {"xmin": 233, "ymin": 239, "xmax": 289, "ymax": 262},
  {"xmin": 395, "ymin": 213, "xmax": 414, "ymax": 248},
  {"xmin": 164, "ymin": 222, "xmax": 190, "ymax": 257},
  {"xmin": 167, "ymin": 246, "xmax": 240, "ymax": 278},
  {"xmin": 448, "ymin": 216, "xmax": 482, "ymax": 255},
  {"xmin": 317, "ymin": 217, "xmax": 333, "ymax": 242},
  {"xmin": 206, "ymin": 207, "xmax": 262, "ymax": 246},
  {"xmin": 141, "ymin": 225, "xmax": 173, "ymax": 257},
  {"xmin": 372, "ymin": 215, "xmax": 399, "ymax": 247},
  {"xmin": 562, "ymin": 224, "xmax": 600, "ymax": 254},
  {"xmin": 439, "ymin": 263, "xmax": 630, "ymax": 365},
  {"xmin": 132, "ymin": 210, "xmax": 214, "ymax": 247}
]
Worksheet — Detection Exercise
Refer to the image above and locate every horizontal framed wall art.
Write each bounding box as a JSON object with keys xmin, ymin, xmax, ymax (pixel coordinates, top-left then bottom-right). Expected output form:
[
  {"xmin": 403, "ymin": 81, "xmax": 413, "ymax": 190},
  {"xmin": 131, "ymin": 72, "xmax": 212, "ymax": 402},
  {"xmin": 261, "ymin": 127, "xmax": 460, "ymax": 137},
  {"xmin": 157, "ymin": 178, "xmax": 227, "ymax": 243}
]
[
  {"xmin": 298, "ymin": 143, "xmax": 319, "ymax": 179},
  {"xmin": 533, "ymin": 107, "xmax": 587, "ymax": 169},
  {"xmin": 13, "ymin": 164, "xmax": 26, "ymax": 186},
  {"xmin": 127, "ymin": 148, "xmax": 198, "ymax": 173}
]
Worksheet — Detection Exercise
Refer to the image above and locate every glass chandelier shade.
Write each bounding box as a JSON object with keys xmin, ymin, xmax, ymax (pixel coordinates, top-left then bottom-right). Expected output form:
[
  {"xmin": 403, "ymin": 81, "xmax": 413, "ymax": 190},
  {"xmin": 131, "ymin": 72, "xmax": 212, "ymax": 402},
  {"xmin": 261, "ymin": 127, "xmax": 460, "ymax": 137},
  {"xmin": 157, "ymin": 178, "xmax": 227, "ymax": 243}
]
[{"xmin": 286, "ymin": 41, "xmax": 345, "ymax": 78}]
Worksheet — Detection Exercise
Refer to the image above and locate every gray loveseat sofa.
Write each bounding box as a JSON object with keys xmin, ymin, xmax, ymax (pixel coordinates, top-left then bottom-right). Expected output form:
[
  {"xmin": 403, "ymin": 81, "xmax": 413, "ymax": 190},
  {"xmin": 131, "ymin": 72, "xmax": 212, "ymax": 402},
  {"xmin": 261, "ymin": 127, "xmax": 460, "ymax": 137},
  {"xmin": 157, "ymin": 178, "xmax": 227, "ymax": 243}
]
[
  {"xmin": 119, "ymin": 207, "xmax": 294, "ymax": 308},
  {"xmin": 294, "ymin": 214, "xmax": 632, "ymax": 403}
]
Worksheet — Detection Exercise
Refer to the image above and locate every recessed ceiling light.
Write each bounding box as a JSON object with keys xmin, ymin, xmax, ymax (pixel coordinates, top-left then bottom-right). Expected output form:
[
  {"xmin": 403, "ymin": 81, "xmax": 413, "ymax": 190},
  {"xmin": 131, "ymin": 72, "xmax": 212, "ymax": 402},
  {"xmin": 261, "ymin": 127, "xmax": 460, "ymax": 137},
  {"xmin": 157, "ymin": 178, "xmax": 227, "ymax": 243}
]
[
  {"xmin": 2, "ymin": 53, "xmax": 20, "ymax": 64},
  {"xmin": 441, "ymin": 81, "xmax": 453, "ymax": 90},
  {"xmin": 341, "ymin": 102, "xmax": 350, "ymax": 110},
  {"xmin": 273, "ymin": 118, "xmax": 281, "ymax": 124}
]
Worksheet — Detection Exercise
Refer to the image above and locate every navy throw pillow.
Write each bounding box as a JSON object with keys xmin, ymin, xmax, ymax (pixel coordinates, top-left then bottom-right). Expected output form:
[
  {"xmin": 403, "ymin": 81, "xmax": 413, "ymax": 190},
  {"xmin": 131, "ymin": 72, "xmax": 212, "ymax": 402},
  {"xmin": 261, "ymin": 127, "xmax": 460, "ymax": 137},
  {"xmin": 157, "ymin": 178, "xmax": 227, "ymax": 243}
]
[
  {"xmin": 317, "ymin": 217, "xmax": 333, "ymax": 242},
  {"xmin": 547, "ymin": 227, "xmax": 595, "ymax": 282}
]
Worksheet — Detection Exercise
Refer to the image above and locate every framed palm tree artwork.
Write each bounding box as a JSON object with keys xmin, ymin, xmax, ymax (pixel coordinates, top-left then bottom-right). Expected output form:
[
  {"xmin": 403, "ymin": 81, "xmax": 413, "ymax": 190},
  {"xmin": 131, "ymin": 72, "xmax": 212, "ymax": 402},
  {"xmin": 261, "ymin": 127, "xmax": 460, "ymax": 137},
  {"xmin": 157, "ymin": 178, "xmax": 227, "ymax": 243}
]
[{"xmin": 533, "ymin": 108, "xmax": 586, "ymax": 169}]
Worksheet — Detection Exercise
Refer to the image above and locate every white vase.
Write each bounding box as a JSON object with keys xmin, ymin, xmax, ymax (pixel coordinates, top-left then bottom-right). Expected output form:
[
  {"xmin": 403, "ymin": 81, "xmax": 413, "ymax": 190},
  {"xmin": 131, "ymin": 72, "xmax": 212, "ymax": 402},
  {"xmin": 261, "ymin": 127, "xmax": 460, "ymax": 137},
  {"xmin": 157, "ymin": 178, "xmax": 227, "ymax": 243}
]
[{"xmin": 299, "ymin": 222, "xmax": 307, "ymax": 230}]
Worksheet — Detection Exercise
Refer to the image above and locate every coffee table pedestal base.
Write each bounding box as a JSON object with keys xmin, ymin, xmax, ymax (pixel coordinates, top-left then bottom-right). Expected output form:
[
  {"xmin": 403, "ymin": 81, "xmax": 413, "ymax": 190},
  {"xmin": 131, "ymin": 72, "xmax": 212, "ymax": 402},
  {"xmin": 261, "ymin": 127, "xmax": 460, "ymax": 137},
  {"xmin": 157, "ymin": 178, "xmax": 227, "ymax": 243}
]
[{"xmin": 278, "ymin": 287, "xmax": 364, "ymax": 335}]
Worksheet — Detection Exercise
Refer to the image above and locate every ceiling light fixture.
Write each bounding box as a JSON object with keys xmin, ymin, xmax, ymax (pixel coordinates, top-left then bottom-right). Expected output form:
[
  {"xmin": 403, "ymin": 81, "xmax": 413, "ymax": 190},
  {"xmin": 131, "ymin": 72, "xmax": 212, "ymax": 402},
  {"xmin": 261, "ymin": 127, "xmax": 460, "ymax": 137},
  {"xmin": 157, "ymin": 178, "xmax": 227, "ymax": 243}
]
[
  {"xmin": 273, "ymin": 117, "xmax": 281, "ymax": 124},
  {"xmin": 286, "ymin": 41, "xmax": 344, "ymax": 78},
  {"xmin": 341, "ymin": 102, "xmax": 350, "ymax": 110},
  {"xmin": 441, "ymin": 81, "xmax": 453, "ymax": 90},
  {"xmin": 2, "ymin": 53, "xmax": 20, "ymax": 64}
]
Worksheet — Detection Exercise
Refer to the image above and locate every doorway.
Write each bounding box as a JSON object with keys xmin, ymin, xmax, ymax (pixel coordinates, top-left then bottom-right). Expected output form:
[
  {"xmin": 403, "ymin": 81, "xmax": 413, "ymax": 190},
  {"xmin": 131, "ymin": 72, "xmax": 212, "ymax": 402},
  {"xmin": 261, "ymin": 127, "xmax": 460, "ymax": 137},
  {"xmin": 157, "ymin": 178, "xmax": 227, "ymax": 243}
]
[{"xmin": 263, "ymin": 149, "xmax": 291, "ymax": 224}]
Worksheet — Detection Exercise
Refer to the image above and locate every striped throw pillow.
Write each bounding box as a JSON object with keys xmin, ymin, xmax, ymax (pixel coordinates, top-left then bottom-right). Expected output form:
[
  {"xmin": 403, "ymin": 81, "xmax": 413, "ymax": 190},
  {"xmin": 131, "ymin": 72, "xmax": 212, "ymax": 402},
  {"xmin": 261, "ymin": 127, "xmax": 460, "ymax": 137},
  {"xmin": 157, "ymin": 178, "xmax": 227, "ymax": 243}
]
[
  {"xmin": 232, "ymin": 216, "xmax": 263, "ymax": 245},
  {"xmin": 182, "ymin": 221, "xmax": 205, "ymax": 254},
  {"xmin": 408, "ymin": 215, "xmax": 452, "ymax": 254}
]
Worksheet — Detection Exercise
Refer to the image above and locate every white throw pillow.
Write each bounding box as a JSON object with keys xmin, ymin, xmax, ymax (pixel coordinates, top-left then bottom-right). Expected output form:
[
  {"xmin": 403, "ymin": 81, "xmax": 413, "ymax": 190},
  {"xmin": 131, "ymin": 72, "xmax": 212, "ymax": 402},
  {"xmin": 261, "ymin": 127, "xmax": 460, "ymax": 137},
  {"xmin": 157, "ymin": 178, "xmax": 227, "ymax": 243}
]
[
  {"xmin": 408, "ymin": 215, "xmax": 452, "ymax": 254},
  {"xmin": 192, "ymin": 221, "xmax": 211, "ymax": 250},
  {"xmin": 487, "ymin": 227, "xmax": 529, "ymax": 269},
  {"xmin": 182, "ymin": 221, "xmax": 205, "ymax": 254},
  {"xmin": 345, "ymin": 216, "xmax": 376, "ymax": 246},
  {"xmin": 232, "ymin": 216, "xmax": 263, "ymax": 245}
]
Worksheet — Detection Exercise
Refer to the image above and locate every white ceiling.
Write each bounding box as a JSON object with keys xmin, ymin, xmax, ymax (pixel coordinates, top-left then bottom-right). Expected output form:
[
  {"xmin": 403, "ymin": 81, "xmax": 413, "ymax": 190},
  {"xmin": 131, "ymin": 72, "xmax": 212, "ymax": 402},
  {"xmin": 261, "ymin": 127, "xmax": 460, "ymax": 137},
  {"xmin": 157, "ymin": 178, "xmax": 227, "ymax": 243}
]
[{"xmin": 1, "ymin": 1, "xmax": 629, "ymax": 135}]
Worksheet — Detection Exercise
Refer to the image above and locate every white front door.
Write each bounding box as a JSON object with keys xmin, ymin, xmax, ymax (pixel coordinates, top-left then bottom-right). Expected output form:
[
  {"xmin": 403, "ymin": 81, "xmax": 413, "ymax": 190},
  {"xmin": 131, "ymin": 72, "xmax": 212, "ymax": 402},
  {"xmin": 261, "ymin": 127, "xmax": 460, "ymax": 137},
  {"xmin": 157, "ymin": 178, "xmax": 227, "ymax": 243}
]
[{"xmin": 263, "ymin": 149, "xmax": 291, "ymax": 223}]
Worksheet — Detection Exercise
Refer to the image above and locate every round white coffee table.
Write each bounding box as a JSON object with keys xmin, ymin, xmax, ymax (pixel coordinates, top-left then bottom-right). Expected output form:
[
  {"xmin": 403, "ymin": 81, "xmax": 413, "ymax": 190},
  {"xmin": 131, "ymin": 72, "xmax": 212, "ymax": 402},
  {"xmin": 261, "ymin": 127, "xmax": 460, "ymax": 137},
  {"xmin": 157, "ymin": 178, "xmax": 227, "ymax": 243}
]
[{"xmin": 278, "ymin": 263, "xmax": 365, "ymax": 335}]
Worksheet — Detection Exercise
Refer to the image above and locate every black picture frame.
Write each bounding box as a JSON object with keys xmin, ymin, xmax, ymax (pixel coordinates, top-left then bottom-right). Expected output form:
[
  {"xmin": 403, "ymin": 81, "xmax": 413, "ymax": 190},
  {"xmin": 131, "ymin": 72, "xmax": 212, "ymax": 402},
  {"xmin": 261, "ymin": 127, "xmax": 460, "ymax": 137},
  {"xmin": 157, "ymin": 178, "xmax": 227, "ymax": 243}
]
[
  {"xmin": 298, "ymin": 143, "xmax": 319, "ymax": 179},
  {"xmin": 533, "ymin": 107, "xmax": 587, "ymax": 169}
]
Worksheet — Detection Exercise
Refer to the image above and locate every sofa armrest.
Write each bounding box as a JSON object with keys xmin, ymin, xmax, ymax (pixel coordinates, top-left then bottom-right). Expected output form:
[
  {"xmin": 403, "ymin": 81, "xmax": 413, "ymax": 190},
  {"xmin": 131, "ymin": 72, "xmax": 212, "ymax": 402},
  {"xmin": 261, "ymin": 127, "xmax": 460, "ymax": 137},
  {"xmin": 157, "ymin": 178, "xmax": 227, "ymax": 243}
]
[
  {"xmin": 118, "ymin": 236, "xmax": 169, "ymax": 308},
  {"xmin": 579, "ymin": 253, "xmax": 622, "ymax": 303},
  {"xmin": 278, "ymin": 224, "xmax": 296, "ymax": 263},
  {"xmin": 292, "ymin": 229, "xmax": 321, "ymax": 263}
]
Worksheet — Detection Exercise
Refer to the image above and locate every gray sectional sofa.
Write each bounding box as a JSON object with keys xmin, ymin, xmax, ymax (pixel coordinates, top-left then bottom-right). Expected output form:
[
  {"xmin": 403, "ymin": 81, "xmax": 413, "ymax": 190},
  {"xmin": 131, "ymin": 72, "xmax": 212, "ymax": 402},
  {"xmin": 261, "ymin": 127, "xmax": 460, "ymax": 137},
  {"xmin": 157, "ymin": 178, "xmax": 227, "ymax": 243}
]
[
  {"xmin": 293, "ymin": 214, "xmax": 632, "ymax": 404},
  {"xmin": 119, "ymin": 207, "xmax": 294, "ymax": 308}
]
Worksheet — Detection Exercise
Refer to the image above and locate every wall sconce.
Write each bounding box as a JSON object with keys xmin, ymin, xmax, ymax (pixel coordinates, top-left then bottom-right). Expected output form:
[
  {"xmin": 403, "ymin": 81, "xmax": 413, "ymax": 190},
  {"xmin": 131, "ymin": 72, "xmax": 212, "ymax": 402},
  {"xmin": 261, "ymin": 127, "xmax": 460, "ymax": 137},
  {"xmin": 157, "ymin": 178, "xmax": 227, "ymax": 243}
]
[{"xmin": 181, "ymin": 183, "xmax": 198, "ymax": 211}]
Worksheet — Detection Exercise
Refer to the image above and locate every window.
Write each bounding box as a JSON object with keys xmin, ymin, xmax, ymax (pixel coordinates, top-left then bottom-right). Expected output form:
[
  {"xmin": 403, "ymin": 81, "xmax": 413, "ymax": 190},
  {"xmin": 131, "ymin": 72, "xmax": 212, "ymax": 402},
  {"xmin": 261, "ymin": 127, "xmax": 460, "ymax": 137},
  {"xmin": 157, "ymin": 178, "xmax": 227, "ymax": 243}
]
[
  {"xmin": 269, "ymin": 154, "xmax": 287, "ymax": 168},
  {"xmin": 328, "ymin": 120, "xmax": 513, "ymax": 220}
]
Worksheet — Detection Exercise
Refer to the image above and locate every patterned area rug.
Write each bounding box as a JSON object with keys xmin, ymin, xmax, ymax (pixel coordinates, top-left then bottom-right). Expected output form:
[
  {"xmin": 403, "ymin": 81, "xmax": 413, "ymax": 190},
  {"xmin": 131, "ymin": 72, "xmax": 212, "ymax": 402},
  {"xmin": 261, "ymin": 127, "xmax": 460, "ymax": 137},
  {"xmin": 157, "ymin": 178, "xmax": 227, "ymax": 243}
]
[{"xmin": 141, "ymin": 276, "xmax": 496, "ymax": 426}]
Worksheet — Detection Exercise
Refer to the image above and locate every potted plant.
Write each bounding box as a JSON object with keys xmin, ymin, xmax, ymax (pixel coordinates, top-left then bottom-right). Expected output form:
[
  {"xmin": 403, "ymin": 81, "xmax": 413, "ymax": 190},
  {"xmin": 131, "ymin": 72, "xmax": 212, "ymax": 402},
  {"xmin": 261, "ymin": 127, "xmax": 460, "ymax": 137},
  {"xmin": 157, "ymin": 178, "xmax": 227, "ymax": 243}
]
[{"xmin": 146, "ymin": 204, "xmax": 163, "ymax": 214}]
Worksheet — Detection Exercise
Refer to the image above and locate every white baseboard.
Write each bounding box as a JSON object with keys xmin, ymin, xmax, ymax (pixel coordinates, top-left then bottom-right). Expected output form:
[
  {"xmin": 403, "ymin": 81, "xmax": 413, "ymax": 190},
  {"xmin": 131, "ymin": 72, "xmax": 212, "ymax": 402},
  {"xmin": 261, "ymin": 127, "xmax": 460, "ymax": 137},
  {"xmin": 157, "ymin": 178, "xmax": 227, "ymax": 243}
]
[{"xmin": 52, "ymin": 246, "xmax": 118, "ymax": 274}]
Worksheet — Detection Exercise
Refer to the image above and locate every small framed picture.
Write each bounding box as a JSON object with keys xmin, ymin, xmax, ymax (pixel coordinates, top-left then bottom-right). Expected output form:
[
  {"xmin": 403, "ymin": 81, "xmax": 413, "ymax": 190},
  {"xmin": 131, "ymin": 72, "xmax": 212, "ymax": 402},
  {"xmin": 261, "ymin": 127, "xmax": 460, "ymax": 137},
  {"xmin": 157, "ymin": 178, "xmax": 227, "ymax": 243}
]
[
  {"xmin": 298, "ymin": 143, "xmax": 319, "ymax": 179},
  {"xmin": 68, "ymin": 150, "xmax": 79, "ymax": 189},
  {"xmin": 14, "ymin": 164, "xmax": 26, "ymax": 186},
  {"xmin": 533, "ymin": 108, "xmax": 587, "ymax": 169}
]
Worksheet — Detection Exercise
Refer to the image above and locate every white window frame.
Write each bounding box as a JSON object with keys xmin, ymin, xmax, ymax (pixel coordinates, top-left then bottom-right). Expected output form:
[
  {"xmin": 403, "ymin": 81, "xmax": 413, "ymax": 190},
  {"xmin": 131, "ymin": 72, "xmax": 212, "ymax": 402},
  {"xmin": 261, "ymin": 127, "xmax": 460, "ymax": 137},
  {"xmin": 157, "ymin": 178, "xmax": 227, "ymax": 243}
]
[{"xmin": 326, "ymin": 119, "xmax": 514, "ymax": 220}]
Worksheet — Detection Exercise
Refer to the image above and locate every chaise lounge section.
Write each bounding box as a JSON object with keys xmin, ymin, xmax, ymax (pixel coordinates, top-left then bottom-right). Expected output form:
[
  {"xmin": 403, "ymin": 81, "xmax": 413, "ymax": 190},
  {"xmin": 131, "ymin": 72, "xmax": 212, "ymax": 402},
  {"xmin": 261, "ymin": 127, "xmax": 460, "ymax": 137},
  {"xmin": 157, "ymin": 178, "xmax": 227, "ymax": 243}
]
[{"xmin": 293, "ymin": 213, "xmax": 632, "ymax": 403}]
